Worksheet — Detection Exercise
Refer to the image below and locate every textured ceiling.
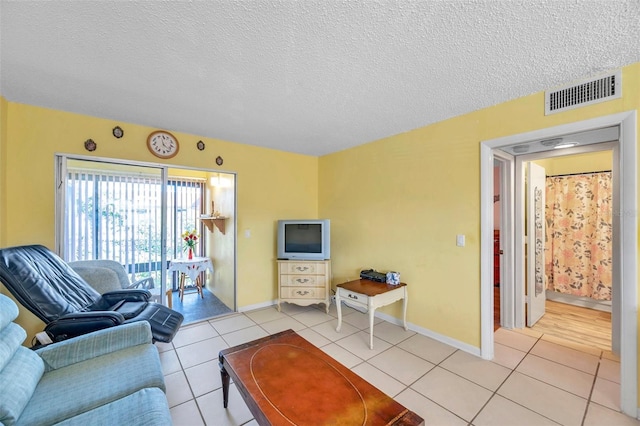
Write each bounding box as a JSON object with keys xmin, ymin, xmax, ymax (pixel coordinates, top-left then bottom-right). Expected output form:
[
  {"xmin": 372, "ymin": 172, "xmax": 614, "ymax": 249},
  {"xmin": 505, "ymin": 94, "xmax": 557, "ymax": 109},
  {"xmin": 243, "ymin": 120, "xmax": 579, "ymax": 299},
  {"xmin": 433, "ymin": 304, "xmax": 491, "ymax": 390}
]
[{"xmin": 1, "ymin": 1, "xmax": 639, "ymax": 156}]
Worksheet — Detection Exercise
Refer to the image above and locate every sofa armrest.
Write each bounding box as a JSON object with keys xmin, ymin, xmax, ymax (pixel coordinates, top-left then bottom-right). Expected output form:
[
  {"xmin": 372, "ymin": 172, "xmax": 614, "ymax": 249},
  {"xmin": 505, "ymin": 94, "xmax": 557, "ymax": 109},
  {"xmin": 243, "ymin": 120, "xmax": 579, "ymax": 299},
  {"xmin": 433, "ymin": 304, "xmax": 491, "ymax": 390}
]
[{"xmin": 36, "ymin": 321, "xmax": 153, "ymax": 371}]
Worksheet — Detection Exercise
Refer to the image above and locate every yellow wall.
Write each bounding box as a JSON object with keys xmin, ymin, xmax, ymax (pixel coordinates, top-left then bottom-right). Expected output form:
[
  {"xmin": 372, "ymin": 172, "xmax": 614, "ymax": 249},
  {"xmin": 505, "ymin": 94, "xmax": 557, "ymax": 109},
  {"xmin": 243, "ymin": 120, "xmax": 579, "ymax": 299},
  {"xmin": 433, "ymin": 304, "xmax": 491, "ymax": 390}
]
[
  {"xmin": 1, "ymin": 103, "xmax": 318, "ymax": 338},
  {"xmin": 319, "ymin": 62, "xmax": 639, "ymax": 348},
  {"xmin": 0, "ymin": 96, "xmax": 7, "ymax": 246},
  {"xmin": 535, "ymin": 151, "xmax": 613, "ymax": 176}
]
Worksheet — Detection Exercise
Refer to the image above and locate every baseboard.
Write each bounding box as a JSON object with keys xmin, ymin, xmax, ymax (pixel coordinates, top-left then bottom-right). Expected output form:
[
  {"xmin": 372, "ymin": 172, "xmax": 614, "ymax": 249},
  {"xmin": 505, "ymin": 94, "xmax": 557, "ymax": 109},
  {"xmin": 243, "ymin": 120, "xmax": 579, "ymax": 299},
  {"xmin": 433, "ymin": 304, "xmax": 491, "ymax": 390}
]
[
  {"xmin": 374, "ymin": 311, "xmax": 481, "ymax": 357},
  {"xmin": 238, "ymin": 300, "xmax": 278, "ymax": 313},
  {"xmin": 545, "ymin": 290, "xmax": 612, "ymax": 312}
]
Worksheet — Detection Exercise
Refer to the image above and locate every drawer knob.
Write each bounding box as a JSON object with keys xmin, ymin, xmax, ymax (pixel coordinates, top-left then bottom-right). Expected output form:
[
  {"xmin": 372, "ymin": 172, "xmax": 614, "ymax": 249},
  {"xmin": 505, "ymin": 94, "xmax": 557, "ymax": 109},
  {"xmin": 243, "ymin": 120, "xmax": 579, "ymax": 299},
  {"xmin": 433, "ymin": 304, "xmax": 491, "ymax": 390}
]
[
  {"xmin": 296, "ymin": 290, "xmax": 310, "ymax": 296},
  {"xmin": 296, "ymin": 278, "xmax": 309, "ymax": 284},
  {"xmin": 295, "ymin": 266, "xmax": 310, "ymax": 272}
]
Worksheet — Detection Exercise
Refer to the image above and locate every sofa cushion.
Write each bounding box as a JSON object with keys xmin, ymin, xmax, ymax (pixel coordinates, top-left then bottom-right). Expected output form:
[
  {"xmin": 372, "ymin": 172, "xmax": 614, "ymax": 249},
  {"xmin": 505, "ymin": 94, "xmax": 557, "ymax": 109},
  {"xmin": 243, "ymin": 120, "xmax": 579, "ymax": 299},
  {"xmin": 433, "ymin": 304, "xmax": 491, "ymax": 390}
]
[
  {"xmin": 0, "ymin": 346, "xmax": 45, "ymax": 426},
  {"xmin": 17, "ymin": 343, "xmax": 165, "ymax": 425},
  {"xmin": 0, "ymin": 322, "xmax": 28, "ymax": 371},
  {"xmin": 0, "ymin": 293, "xmax": 19, "ymax": 330},
  {"xmin": 52, "ymin": 388, "xmax": 172, "ymax": 426}
]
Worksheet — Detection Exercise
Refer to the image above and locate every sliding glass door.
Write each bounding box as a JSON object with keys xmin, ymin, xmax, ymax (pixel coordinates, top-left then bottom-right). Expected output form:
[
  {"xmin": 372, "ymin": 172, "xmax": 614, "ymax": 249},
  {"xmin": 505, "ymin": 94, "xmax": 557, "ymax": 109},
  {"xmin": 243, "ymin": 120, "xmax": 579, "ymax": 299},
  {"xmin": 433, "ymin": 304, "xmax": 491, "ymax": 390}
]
[{"xmin": 57, "ymin": 158, "xmax": 206, "ymax": 304}]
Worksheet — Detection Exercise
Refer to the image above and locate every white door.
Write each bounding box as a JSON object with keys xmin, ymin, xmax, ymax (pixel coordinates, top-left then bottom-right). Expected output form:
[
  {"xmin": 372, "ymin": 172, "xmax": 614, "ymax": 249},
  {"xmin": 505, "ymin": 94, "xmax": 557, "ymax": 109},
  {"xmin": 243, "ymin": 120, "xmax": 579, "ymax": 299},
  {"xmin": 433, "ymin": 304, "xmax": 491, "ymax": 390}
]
[{"xmin": 526, "ymin": 162, "xmax": 546, "ymax": 326}]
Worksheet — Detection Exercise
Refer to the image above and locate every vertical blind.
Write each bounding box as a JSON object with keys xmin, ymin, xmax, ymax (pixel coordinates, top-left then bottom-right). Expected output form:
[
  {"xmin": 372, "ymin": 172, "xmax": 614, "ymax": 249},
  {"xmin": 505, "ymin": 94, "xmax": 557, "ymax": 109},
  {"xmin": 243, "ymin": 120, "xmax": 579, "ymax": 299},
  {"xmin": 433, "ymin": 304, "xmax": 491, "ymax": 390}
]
[{"xmin": 65, "ymin": 169, "xmax": 204, "ymax": 282}]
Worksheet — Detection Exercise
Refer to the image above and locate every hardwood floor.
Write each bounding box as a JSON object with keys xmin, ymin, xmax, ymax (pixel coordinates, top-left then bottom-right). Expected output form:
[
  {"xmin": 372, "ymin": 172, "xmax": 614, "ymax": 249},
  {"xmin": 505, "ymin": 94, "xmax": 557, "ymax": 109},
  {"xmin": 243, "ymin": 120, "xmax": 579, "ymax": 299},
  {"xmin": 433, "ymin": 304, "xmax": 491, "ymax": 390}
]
[
  {"xmin": 494, "ymin": 288, "xmax": 612, "ymax": 352},
  {"xmin": 530, "ymin": 299, "xmax": 612, "ymax": 352}
]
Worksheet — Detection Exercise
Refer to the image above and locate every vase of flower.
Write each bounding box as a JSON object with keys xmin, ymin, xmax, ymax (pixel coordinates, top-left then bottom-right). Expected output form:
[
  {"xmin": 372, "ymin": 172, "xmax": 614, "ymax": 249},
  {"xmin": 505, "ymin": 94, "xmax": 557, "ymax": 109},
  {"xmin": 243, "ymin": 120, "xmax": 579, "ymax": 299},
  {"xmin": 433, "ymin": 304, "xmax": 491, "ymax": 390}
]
[{"xmin": 182, "ymin": 229, "xmax": 198, "ymax": 259}]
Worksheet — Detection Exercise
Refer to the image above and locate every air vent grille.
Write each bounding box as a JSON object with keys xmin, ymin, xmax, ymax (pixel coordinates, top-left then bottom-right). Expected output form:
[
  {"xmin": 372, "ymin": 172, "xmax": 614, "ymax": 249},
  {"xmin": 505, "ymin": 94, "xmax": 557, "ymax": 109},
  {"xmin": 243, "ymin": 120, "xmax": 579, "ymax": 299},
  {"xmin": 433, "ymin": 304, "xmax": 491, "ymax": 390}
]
[{"xmin": 545, "ymin": 70, "xmax": 621, "ymax": 115}]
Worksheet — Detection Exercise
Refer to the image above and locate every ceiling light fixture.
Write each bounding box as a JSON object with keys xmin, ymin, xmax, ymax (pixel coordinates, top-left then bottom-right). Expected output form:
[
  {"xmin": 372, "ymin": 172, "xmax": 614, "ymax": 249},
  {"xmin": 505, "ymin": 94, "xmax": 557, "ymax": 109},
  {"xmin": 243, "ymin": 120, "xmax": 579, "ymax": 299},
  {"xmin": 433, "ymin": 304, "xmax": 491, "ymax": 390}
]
[{"xmin": 553, "ymin": 142, "xmax": 579, "ymax": 149}]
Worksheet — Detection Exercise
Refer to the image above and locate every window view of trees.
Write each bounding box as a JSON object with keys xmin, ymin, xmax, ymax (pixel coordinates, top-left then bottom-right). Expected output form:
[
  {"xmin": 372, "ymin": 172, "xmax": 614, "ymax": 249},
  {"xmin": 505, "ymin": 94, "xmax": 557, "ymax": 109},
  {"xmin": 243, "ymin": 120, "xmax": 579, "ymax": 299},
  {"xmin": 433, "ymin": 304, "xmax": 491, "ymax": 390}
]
[{"xmin": 65, "ymin": 168, "xmax": 204, "ymax": 289}]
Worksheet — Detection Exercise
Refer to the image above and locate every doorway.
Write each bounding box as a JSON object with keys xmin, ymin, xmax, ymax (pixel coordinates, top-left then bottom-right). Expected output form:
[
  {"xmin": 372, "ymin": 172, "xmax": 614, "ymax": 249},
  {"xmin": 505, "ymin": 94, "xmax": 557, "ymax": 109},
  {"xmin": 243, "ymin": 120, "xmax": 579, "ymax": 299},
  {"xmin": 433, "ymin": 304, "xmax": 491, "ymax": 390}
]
[
  {"xmin": 480, "ymin": 111, "xmax": 637, "ymax": 416},
  {"xmin": 55, "ymin": 156, "xmax": 237, "ymax": 324}
]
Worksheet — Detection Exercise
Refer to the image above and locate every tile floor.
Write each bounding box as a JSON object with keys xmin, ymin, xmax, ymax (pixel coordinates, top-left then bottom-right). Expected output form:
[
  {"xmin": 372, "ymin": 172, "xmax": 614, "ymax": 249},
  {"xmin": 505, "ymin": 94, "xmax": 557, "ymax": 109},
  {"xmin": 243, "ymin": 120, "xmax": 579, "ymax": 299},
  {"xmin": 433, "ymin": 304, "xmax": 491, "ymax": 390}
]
[{"xmin": 156, "ymin": 302, "xmax": 640, "ymax": 426}]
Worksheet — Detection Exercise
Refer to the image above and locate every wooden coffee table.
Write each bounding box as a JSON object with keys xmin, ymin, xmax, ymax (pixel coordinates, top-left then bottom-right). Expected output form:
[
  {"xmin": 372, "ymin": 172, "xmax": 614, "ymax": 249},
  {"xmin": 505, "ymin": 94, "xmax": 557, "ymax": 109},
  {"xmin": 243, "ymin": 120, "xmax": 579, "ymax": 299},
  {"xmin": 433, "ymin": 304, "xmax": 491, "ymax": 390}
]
[{"xmin": 219, "ymin": 329, "xmax": 424, "ymax": 425}]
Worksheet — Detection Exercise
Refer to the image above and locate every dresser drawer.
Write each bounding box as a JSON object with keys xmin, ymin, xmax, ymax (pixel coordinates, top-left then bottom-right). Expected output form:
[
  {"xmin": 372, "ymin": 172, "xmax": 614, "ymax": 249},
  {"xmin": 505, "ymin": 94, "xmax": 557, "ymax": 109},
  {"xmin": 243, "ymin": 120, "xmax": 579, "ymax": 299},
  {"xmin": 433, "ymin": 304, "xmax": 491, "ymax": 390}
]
[
  {"xmin": 280, "ymin": 274, "xmax": 327, "ymax": 287},
  {"xmin": 280, "ymin": 262, "xmax": 326, "ymax": 275},
  {"xmin": 281, "ymin": 287, "xmax": 327, "ymax": 299}
]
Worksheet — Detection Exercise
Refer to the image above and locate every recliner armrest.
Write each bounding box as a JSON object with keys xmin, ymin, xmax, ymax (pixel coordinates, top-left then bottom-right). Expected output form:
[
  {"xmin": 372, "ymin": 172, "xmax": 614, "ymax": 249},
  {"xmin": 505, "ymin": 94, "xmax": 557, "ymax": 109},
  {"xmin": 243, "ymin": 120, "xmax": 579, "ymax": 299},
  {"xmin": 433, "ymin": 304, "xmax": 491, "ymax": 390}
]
[
  {"xmin": 102, "ymin": 289, "xmax": 151, "ymax": 303},
  {"xmin": 44, "ymin": 311, "xmax": 125, "ymax": 341},
  {"xmin": 36, "ymin": 321, "xmax": 153, "ymax": 372}
]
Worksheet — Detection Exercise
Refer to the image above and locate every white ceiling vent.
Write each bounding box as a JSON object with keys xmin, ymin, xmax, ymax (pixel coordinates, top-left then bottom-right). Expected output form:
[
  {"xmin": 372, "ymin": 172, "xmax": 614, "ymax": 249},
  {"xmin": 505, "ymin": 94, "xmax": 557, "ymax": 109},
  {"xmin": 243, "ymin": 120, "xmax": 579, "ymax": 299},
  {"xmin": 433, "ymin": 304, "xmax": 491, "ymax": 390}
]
[{"xmin": 545, "ymin": 70, "xmax": 621, "ymax": 115}]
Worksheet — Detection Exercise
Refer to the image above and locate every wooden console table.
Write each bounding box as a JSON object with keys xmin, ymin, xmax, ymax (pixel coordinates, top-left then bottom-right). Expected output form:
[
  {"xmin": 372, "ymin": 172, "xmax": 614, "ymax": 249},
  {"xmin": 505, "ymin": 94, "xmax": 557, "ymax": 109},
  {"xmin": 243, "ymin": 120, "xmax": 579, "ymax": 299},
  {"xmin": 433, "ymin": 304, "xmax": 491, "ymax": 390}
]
[
  {"xmin": 219, "ymin": 329, "xmax": 423, "ymax": 425},
  {"xmin": 336, "ymin": 279, "xmax": 408, "ymax": 349}
]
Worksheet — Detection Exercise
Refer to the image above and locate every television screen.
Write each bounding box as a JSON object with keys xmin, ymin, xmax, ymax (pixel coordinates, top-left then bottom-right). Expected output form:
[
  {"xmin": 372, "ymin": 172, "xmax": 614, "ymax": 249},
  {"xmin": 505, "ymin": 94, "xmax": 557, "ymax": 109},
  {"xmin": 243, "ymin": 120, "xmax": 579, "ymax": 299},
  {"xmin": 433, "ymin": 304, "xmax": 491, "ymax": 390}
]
[
  {"xmin": 284, "ymin": 224, "xmax": 322, "ymax": 253},
  {"xmin": 277, "ymin": 219, "xmax": 330, "ymax": 260}
]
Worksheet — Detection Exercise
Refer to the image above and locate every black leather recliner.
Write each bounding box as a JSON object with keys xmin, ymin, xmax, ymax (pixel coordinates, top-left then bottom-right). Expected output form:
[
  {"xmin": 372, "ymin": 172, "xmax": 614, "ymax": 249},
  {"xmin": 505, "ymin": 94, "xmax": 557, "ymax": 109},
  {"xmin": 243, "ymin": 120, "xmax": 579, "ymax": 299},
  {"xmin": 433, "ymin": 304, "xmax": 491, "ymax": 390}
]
[{"xmin": 0, "ymin": 244, "xmax": 183, "ymax": 343}]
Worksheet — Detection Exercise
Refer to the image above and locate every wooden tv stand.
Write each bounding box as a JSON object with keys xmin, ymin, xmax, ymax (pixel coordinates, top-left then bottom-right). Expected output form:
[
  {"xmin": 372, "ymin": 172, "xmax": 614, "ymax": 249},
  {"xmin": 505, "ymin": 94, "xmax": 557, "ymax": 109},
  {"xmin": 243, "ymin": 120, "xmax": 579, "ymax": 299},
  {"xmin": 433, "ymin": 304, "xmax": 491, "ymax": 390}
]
[{"xmin": 277, "ymin": 259, "xmax": 331, "ymax": 313}]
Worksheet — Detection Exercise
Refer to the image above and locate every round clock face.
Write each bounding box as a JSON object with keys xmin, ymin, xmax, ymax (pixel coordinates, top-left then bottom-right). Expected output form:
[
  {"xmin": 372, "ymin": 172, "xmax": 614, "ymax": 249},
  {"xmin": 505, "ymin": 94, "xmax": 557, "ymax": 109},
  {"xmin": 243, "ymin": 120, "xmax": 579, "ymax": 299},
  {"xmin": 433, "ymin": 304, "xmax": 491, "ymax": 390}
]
[{"xmin": 147, "ymin": 131, "xmax": 179, "ymax": 159}]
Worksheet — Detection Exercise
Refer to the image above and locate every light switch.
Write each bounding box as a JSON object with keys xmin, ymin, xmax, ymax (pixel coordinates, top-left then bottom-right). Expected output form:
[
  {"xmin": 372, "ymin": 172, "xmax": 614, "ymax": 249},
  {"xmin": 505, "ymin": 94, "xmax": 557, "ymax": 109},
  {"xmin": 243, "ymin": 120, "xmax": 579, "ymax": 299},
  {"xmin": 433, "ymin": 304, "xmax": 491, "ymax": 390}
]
[{"xmin": 456, "ymin": 234, "xmax": 465, "ymax": 247}]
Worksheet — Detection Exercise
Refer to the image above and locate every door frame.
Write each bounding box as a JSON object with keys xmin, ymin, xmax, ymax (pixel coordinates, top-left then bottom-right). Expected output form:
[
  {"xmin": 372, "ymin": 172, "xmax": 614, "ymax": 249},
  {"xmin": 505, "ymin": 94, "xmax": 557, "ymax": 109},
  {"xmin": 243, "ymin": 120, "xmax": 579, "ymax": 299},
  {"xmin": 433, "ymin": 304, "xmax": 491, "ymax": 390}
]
[{"xmin": 480, "ymin": 110, "xmax": 637, "ymax": 416}]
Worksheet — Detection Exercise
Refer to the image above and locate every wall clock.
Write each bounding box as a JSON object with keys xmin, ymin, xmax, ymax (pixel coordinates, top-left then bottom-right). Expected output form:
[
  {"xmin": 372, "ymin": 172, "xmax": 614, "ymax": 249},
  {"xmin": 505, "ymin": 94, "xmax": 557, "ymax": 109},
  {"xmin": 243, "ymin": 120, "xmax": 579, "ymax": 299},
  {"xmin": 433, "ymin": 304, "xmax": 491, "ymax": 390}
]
[{"xmin": 147, "ymin": 130, "xmax": 179, "ymax": 159}]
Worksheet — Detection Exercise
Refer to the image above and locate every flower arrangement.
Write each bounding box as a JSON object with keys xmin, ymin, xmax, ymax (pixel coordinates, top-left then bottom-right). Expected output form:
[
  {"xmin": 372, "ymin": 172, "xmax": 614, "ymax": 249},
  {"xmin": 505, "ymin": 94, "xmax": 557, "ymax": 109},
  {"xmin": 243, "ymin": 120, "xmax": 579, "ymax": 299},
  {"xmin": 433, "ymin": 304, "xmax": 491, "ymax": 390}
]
[{"xmin": 182, "ymin": 229, "xmax": 198, "ymax": 258}]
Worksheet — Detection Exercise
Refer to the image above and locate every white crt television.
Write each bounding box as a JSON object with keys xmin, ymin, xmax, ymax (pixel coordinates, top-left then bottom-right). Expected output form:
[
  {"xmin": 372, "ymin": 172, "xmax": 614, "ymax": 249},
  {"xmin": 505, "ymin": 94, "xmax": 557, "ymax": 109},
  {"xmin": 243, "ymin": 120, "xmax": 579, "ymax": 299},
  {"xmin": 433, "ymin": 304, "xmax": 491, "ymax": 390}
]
[{"xmin": 277, "ymin": 219, "xmax": 330, "ymax": 260}]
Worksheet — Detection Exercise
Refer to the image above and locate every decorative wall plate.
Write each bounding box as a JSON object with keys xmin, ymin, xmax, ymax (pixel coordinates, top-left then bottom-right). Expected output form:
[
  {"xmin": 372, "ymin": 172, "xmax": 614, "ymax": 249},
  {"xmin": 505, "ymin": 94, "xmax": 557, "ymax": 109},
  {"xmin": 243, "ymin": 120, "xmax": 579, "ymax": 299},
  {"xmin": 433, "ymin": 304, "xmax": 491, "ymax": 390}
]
[
  {"xmin": 112, "ymin": 126, "xmax": 124, "ymax": 138},
  {"xmin": 197, "ymin": 140, "xmax": 205, "ymax": 151},
  {"xmin": 216, "ymin": 156, "xmax": 224, "ymax": 166},
  {"xmin": 84, "ymin": 139, "xmax": 97, "ymax": 152}
]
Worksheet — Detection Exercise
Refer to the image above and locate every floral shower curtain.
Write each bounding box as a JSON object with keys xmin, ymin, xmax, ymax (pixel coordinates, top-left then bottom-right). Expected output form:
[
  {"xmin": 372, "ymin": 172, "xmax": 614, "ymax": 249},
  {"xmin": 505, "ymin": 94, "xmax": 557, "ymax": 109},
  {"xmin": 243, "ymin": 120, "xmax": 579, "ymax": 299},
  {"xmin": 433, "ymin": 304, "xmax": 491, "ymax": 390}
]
[{"xmin": 544, "ymin": 172, "xmax": 612, "ymax": 301}]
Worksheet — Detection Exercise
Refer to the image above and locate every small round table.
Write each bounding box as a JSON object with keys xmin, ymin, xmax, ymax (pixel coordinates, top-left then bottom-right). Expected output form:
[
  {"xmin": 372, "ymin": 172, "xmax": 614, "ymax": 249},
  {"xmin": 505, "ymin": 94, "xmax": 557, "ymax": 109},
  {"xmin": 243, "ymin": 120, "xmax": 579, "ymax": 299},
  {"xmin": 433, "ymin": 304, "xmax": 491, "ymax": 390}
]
[{"xmin": 169, "ymin": 257, "xmax": 214, "ymax": 302}]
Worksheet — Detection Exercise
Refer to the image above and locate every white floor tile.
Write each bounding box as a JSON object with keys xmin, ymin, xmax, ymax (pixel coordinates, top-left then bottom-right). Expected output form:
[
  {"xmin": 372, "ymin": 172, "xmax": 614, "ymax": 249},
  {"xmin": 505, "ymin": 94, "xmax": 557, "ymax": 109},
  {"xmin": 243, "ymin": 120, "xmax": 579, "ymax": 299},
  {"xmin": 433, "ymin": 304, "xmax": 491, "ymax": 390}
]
[
  {"xmin": 492, "ymin": 342, "xmax": 527, "ymax": 370},
  {"xmin": 170, "ymin": 399, "xmax": 205, "ymax": 426},
  {"xmin": 243, "ymin": 306, "xmax": 287, "ymax": 324},
  {"xmin": 598, "ymin": 358, "xmax": 621, "ymax": 384},
  {"xmin": 311, "ymin": 317, "xmax": 359, "ymax": 341},
  {"xmin": 164, "ymin": 371, "xmax": 193, "ymax": 408},
  {"xmin": 395, "ymin": 388, "xmax": 467, "ymax": 426},
  {"xmin": 530, "ymin": 339, "xmax": 600, "ymax": 375},
  {"xmin": 220, "ymin": 325, "xmax": 268, "ymax": 348},
  {"xmin": 175, "ymin": 335, "xmax": 228, "ymax": 369},
  {"xmin": 334, "ymin": 330, "xmax": 392, "ymax": 360},
  {"xmin": 591, "ymin": 376, "xmax": 620, "ymax": 411},
  {"xmin": 352, "ymin": 362, "xmax": 406, "ymax": 397},
  {"xmin": 197, "ymin": 384, "xmax": 254, "ymax": 426},
  {"xmin": 411, "ymin": 367, "xmax": 493, "ymax": 422},
  {"xmin": 516, "ymin": 354, "xmax": 595, "ymax": 398},
  {"xmin": 498, "ymin": 371, "xmax": 587, "ymax": 426},
  {"xmin": 159, "ymin": 349, "xmax": 182, "ymax": 375},
  {"xmin": 372, "ymin": 320, "xmax": 415, "ymax": 345},
  {"xmin": 209, "ymin": 314, "xmax": 257, "ymax": 335},
  {"xmin": 291, "ymin": 308, "xmax": 334, "ymax": 327},
  {"xmin": 473, "ymin": 395, "xmax": 558, "ymax": 426},
  {"xmin": 184, "ymin": 359, "xmax": 223, "ymax": 397},
  {"xmin": 368, "ymin": 346, "xmax": 435, "ymax": 385},
  {"xmin": 397, "ymin": 333, "xmax": 457, "ymax": 364},
  {"xmin": 494, "ymin": 328, "xmax": 538, "ymax": 352},
  {"xmin": 171, "ymin": 322, "xmax": 218, "ymax": 348},
  {"xmin": 295, "ymin": 327, "xmax": 332, "ymax": 347},
  {"xmin": 441, "ymin": 350, "xmax": 511, "ymax": 391},
  {"xmin": 319, "ymin": 343, "xmax": 364, "ymax": 369},
  {"xmin": 584, "ymin": 402, "xmax": 640, "ymax": 426},
  {"xmin": 258, "ymin": 316, "xmax": 306, "ymax": 334}
]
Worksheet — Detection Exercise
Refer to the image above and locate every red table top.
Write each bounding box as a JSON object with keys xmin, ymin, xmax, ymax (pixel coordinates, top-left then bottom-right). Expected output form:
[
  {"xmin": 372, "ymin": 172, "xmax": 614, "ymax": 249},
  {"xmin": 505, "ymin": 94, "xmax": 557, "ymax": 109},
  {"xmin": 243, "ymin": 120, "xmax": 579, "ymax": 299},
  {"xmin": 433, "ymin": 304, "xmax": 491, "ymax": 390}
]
[{"xmin": 219, "ymin": 329, "xmax": 423, "ymax": 425}]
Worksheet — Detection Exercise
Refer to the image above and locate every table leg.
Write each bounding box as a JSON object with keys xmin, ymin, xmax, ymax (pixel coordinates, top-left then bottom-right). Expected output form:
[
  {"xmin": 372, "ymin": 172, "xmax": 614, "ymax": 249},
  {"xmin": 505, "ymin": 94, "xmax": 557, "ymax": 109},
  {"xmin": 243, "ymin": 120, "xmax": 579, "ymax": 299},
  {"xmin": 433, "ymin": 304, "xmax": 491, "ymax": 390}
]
[
  {"xmin": 368, "ymin": 301, "xmax": 375, "ymax": 350},
  {"xmin": 166, "ymin": 289, "xmax": 172, "ymax": 309},
  {"xmin": 402, "ymin": 286, "xmax": 408, "ymax": 331},
  {"xmin": 335, "ymin": 289, "xmax": 343, "ymax": 332},
  {"xmin": 179, "ymin": 273, "xmax": 186, "ymax": 302},
  {"xmin": 196, "ymin": 276, "xmax": 204, "ymax": 299},
  {"xmin": 220, "ymin": 362, "xmax": 230, "ymax": 408}
]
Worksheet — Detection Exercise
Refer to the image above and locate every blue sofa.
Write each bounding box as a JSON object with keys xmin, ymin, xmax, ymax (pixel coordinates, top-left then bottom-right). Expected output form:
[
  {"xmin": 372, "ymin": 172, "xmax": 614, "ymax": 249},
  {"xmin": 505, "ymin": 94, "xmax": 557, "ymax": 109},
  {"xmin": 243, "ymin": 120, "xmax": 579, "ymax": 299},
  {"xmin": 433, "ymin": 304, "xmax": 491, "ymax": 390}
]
[{"xmin": 0, "ymin": 293, "xmax": 172, "ymax": 425}]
